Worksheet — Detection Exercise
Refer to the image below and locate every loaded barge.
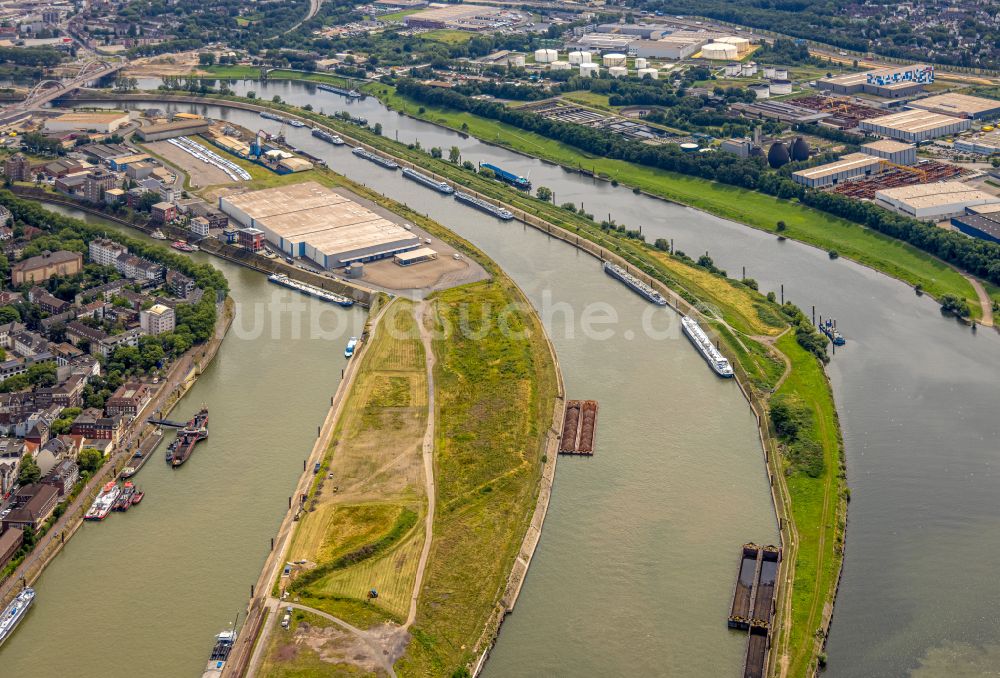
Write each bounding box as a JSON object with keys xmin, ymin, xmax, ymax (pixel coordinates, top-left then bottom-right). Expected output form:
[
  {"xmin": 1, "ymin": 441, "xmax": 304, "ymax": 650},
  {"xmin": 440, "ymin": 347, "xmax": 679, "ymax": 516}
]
[
  {"xmin": 201, "ymin": 629, "xmax": 237, "ymax": 678},
  {"xmin": 402, "ymin": 167, "xmax": 454, "ymax": 194},
  {"xmin": 603, "ymin": 262, "xmax": 667, "ymax": 305},
  {"xmin": 680, "ymin": 316, "xmax": 734, "ymax": 378},
  {"xmin": 727, "ymin": 544, "xmax": 782, "ymax": 678},
  {"xmin": 268, "ymin": 273, "xmax": 354, "ymax": 307},
  {"xmin": 480, "ymin": 162, "xmax": 531, "ymax": 190},
  {"xmin": 558, "ymin": 400, "xmax": 598, "ymax": 455},
  {"xmin": 0, "ymin": 587, "xmax": 34, "ymax": 648},
  {"xmin": 311, "ymin": 128, "xmax": 345, "ymax": 145},
  {"xmin": 453, "ymin": 192, "xmax": 514, "ymax": 220},
  {"xmin": 352, "ymin": 146, "xmax": 399, "ymax": 169},
  {"xmin": 169, "ymin": 408, "xmax": 209, "ymax": 467},
  {"xmin": 316, "ymin": 83, "xmax": 363, "ymax": 99}
]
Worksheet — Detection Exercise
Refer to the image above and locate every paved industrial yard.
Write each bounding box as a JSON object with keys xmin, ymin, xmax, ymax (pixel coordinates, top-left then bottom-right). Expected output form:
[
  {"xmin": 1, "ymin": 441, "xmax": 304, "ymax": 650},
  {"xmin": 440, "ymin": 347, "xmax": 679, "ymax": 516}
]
[{"xmin": 144, "ymin": 139, "xmax": 233, "ymax": 187}]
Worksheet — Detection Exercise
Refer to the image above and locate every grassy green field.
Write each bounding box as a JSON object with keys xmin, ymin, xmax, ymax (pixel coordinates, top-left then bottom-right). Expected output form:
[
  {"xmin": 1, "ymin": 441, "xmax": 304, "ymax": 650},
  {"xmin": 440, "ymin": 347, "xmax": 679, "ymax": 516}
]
[
  {"xmin": 379, "ymin": 8, "xmax": 420, "ymax": 21},
  {"xmin": 200, "ymin": 65, "xmax": 356, "ymax": 89},
  {"xmin": 772, "ymin": 333, "xmax": 846, "ymax": 678},
  {"xmin": 422, "ymin": 29, "xmax": 474, "ymax": 44},
  {"xmin": 364, "ymin": 84, "xmax": 988, "ymax": 318},
  {"xmin": 395, "ymin": 278, "xmax": 558, "ymax": 677},
  {"xmin": 259, "ymin": 610, "xmax": 380, "ymax": 678}
]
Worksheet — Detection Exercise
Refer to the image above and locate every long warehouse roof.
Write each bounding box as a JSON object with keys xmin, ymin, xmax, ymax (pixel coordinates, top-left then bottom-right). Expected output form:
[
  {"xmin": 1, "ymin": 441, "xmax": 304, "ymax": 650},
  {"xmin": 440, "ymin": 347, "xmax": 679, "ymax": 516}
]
[
  {"xmin": 793, "ymin": 153, "xmax": 880, "ymax": 180},
  {"xmin": 864, "ymin": 109, "xmax": 965, "ymax": 133}
]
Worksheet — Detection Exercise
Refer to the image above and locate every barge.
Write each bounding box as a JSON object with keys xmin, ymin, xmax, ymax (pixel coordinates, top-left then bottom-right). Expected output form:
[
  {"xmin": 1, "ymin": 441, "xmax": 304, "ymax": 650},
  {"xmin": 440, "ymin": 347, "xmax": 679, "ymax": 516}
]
[
  {"xmin": 345, "ymin": 336, "xmax": 358, "ymax": 358},
  {"xmin": 453, "ymin": 191, "xmax": 514, "ymax": 220},
  {"xmin": 259, "ymin": 111, "xmax": 283, "ymax": 122},
  {"xmin": 480, "ymin": 162, "xmax": 531, "ymax": 190},
  {"xmin": 751, "ymin": 547, "xmax": 779, "ymax": 625},
  {"xmin": 316, "ymin": 83, "xmax": 363, "ymax": 99},
  {"xmin": 311, "ymin": 128, "xmax": 345, "ymax": 145},
  {"xmin": 267, "ymin": 273, "xmax": 354, "ymax": 307},
  {"xmin": 558, "ymin": 399, "xmax": 599, "ymax": 455},
  {"xmin": 402, "ymin": 167, "xmax": 454, "ymax": 194},
  {"xmin": 352, "ymin": 146, "xmax": 399, "ymax": 169},
  {"xmin": 171, "ymin": 408, "xmax": 209, "ymax": 467},
  {"xmin": 680, "ymin": 316, "xmax": 734, "ymax": 378},
  {"xmin": 729, "ymin": 544, "xmax": 761, "ymax": 630},
  {"xmin": 201, "ymin": 629, "xmax": 237, "ymax": 678},
  {"xmin": 85, "ymin": 481, "xmax": 120, "ymax": 521},
  {"xmin": 603, "ymin": 262, "xmax": 667, "ymax": 306},
  {"xmin": 0, "ymin": 587, "xmax": 34, "ymax": 648}
]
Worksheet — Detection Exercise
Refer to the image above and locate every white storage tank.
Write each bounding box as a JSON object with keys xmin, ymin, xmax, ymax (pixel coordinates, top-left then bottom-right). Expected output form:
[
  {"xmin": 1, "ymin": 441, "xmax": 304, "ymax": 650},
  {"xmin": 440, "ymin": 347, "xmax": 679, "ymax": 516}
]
[
  {"xmin": 724, "ymin": 62, "xmax": 741, "ymax": 77},
  {"xmin": 603, "ymin": 53, "xmax": 627, "ymax": 67},
  {"xmin": 774, "ymin": 68, "xmax": 788, "ymax": 80},
  {"xmin": 718, "ymin": 36, "xmax": 751, "ymax": 55},
  {"xmin": 637, "ymin": 67, "xmax": 659, "ymax": 80},
  {"xmin": 609, "ymin": 66, "xmax": 628, "ymax": 78},
  {"xmin": 763, "ymin": 66, "xmax": 776, "ymax": 79},
  {"xmin": 635, "ymin": 57, "xmax": 648, "ymax": 69},
  {"xmin": 702, "ymin": 43, "xmax": 738, "ymax": 60},
  {"xmin": 769, "ymin": 79, "xmax": 792, "ymax": 95},
  {"xmin": 549, "ymin": 60, "xmax": 571, "ymax": 71},
  {"xmin": 568, "ymin": 51, "xmax": 586, "ymax": 65},
  {"xmin": 751, "ymin": 84, "xmax": 770, "ymax": 99},
  {"xmin": 680, "ymin": 142, "xmax": 700, "ymax": 152},
  {"xmin": 579, "ymin": 62, "xmax": 600, "ymax": 78},
  {"xmin": 742, "ymin": 63, "xmax": 757, "ymax": 76},
  {"xmin": 508, "ymin": 53, "xmax": 525, "ymax": 67},
  {"xmin": 534, "ymin": 48, "xmax": 558, "ymax": 63},
  {"xmin": 579, "ymin": 51, "xmax": 593, "ymax": 64}
]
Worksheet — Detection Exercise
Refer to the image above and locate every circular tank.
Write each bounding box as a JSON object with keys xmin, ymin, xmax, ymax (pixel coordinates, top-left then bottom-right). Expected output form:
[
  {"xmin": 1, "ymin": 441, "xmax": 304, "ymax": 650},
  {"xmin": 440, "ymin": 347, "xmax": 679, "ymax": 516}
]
[
  {"xmin": 751, "ymin": 84, "xmax": 770, "ymax": 99},
  {"xmin": 637, "ymin": 67, "xmax": 659, "ymax": 80},
  {"xmin": 763, "ymin": 66, "xmax": 776, "ymax": 78},
  {"xmin": 702, "ymin": 43, "xmax": 738, "ymax": 60},
  {"xmin": 549, "ymin": 60, "xmax": 570, "ymax": 71},
  {"xmin": 568, "ymin": 51, "xmax": 585, "ymax": 64},
  {"xmin": 790, "ymin": 136, "xmax": 811, "ymax": 161},
  {"xmin": 635, "ymin": 57, "xmax": 648, "ymax": 69},
  {"xmin": 609, "ymin": 66, "xmax": 628, "ymax": 78},
  {"xmin": 774, "ymin": 68, "xmax": 788, "ymax": 79},
  {"xmin": 579, "ymin": 62, "xmax": 600, "ymax": 78},
  {"xmin": 680, "ymin": 142, "xmax": 700, "ymax": 152},
  {"xmin": 603, "ymin": 53, "xmax": 627, "ymax": 67},
  {"xmin": 769, "ymin": 79, "xmax": 792, "ymax": 95},
  {"xmin": 508, "ymin": 53, "xmax": 525, "ymax": 67},
  {"xmin": 534, "ymin": 48, "xmax": 558, "ymax": 63}
]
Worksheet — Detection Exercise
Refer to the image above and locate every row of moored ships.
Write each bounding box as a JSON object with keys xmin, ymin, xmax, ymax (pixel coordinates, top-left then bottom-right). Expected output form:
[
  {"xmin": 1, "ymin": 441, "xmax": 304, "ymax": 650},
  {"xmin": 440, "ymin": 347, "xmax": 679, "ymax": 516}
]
[
  {"xmin": 268, "ymin": 273, "xmax": 354, "ymax": 307},
  {"xmin": 258, "ymin": 111, "xmax": 304, "ymax": 127},
  {"xmin": 603, "ymin": 262, "xmax": 733, "ymax": 378}
]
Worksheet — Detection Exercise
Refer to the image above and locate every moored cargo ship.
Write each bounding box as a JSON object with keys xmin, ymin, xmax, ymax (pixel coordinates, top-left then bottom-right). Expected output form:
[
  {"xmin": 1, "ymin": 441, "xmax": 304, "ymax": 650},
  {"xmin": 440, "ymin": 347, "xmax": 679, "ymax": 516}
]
[
  {"xmin": 267, "ymin": 273, "xmax": 354, "ymax": 307},
  {"xmin": 480, "ymin": 162, "xmax": 531, "ymax": 189},
  {"xmin": 352, "ymin": 146, "xmax": 399, "ymax": 169},
  {"xmin": 311, "ymin": 128, "xmax": 345, "ymax": 145},
  {"xmin": 171, "ymin": 408, "xmax": 209, "ymax": 467},
  {"xmin": 85, "ymin": 481, "xmax": 120, "ymax": 521},
  {"xmin": 259, "ymin": 111, "xmax": 283, "ymax": 122},
  {"xmin": 0, "ymin": 587, "xmax": 35, "ymax": 648},
  {"xmin": 681, "ymin": 315, "xmax": 734, "ymax": 378},
  {"xmin": 453, "ymin": 192, "xmax": 514, "ymax": 220},
  {"xmin": 316, "ymin": 83, "xmax": 363, "ymax": 99},
  {"xmin": 603, "ymin": 262, "xmax": 667, "ymax": 305},
  {"xmin": 401, "ymin": 167, "xmax": 454, "ymax": 194},
  {"xmin": 201, "ymin": 629, "xmax": 237, "ymax": 678}
]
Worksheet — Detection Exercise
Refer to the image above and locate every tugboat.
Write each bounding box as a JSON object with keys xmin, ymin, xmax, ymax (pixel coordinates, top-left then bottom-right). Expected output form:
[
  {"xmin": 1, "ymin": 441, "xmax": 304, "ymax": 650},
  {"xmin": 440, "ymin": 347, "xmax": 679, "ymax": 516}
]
[
  {"xmin": 151, "ymin": 229, "xmax": 167, "ymax": 240},
  {"xmin": 820, "ymin": 319, "xmax": 846, "ymax": 346},
  {"xmin": 113, "ymin": 482, "xmax": 136, "ymax": 511},
  {"xmin": 344, "ymin": 336, "xmax": 358, "ymax": 358},
  {"xmin": 171, "ymin": 240, "xmax": 197, "ymax": 253},
  {"xmin": 131, "ymin": 489, "xmax": 144, "ymax": 505},
  {"xmin": 171, "ymin": 408, "xmax": 209, "ymax": 467}
]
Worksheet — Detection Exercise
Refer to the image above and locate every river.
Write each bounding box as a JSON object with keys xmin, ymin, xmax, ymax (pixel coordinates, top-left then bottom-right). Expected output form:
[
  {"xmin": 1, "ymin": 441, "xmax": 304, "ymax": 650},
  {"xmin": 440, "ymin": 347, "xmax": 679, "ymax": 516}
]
[{"xmin": 51, "ymin": 81, "xmax": 1000, "ymax": 676}]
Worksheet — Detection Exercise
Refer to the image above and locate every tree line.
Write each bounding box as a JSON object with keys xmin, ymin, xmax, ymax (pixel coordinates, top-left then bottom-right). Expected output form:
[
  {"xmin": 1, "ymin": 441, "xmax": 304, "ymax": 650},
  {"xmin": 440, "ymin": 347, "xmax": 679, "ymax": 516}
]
[{"xmin": 394, "ymin": 79, "xmax": 1000, "ymax": 286}]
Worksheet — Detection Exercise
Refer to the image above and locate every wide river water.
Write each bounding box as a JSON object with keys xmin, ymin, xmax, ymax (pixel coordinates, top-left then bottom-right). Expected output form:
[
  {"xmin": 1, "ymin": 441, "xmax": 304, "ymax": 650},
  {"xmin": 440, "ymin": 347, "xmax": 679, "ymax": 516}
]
[{"xmin": 19, "ymin": 80, "xmax": 1000, "ymax": 676}]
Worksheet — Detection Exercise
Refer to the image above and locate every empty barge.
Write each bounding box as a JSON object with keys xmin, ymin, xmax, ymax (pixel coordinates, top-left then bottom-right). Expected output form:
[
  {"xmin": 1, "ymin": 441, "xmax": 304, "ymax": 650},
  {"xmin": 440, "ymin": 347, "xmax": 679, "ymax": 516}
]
[
  {"xmin": 559, "ymin": 399, "xmax": 598, "ymax": 455},
  {"xmin": 453, "ymin": 192, "xmax": 514, "ymax": 220},
  {"xmin": 728, "ymin": 543, "xmax": 782, "ymax": 678},
  {"xmin": 729, "ymin": 544, "xmax": 761, "ymax": 630}
]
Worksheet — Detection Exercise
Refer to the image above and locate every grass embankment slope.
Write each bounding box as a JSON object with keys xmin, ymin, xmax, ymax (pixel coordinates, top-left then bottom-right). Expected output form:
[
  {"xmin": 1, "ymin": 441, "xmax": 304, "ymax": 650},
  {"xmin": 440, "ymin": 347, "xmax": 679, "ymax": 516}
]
[
  {"xmin": 282, "ymin": 299, "xmax": 428, "ymax": 627},
  {"xmin": 397, "ymin": 273, "xmax": 558, "ymax": 676},
  {"xmin": 366, "ymin": 83, "xmax": 990, "ymax": 318}
]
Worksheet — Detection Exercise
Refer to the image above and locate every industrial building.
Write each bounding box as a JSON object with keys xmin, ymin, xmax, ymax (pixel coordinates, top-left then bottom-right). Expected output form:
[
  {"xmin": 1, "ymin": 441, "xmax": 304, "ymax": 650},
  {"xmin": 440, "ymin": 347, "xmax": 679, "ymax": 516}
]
[
  {"xmin": 135, "ymin": 119, "xmax": 212, "ymax": 142},
  {"xmin": 43, "ymin": 111, "xmax": 130, "ymax": 134},
  {"xmin": 817, "ymin": 64, "xmax": 934, "ymax": 98},
  {"xmin": 791, "ymin": 153, "xmax": 882, "ymax": 188},
  {"xmin": 860, "ymin": 109, "xmax": 970, "ymax": 143},
  {"xmin": 403, "ymin": 4, "xmax": 526, "ymax": 31},
  {"xmin": 874, "ymin": 182, "xmax": 1000, "ymax": 220},
  {"xmin": 951, "ymin": 212, "xmax": 1000, "ymax": 244},
  {"xmin": 908, "ymin": 92, "xmax": 1000, "ymax": 120},
  {"xmin": 394, "ymin": 247, "xmax": 438, "ymax": 266},
  {"xmin": 860, "ymin": 139, "xmax": 918, "ymax": 165},
  {"xmin": 731, "ymin": 100, "xmax": 828, "ymax": 124},
  {"xmin": 953, "ymin": 132, "xmax": 1000, "ymax": 156},
  {"xmin": 219, "ymin": 182, "xmax": 420, "ymax": 269}
]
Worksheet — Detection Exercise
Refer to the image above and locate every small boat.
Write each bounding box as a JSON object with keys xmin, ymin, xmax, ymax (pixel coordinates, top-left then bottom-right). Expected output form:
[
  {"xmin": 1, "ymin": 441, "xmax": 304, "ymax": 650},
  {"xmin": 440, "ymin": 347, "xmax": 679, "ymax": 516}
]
[
  {"xmin": 172, "ymin": 240, "xmax": 197, "ymax": 253},
  {"xmin": 120, "ymin": 466, "xmax": 137, "ymax": 479},
  {"xmin": 132, "ymin": 490, "xmax": 144, "ymax": 505},
  {"xmin": 150, "ymin": 229, "xmax": 167, "ymax": 240},
  {"xmin": 820, "ymin": 319, "xmax": 845, "ymax": 346},
  {"xmin": 345, "ymin": 337, "xmax": 358, "ymax": 358}
]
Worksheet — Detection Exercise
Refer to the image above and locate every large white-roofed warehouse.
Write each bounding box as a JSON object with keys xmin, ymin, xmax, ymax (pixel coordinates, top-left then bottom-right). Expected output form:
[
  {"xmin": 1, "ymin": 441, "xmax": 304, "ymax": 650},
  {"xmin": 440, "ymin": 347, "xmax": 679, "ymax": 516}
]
[{"xmin": 218, "ymin": 182, "xmax": 421, "ymax": 268}]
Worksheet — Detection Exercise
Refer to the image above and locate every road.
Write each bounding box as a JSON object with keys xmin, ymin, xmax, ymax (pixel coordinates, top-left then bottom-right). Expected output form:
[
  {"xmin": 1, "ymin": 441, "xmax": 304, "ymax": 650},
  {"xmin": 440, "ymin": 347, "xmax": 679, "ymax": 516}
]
[
  {"xmin": 0, "ymin": 61, "xmax": 126, "ymax": 125},
  {"xmin": 284, "ymin": 0, "xmax": 321, "ymax": 34},
  {"xmin": 0, "ymin": 300, "xmax": 230, "ymax": 607}
]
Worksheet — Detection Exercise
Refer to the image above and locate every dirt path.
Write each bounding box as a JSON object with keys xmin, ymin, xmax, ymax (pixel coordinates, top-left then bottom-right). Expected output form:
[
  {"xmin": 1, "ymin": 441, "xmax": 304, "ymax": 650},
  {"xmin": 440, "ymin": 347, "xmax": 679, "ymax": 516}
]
[
  {"xmin": 965, "ymin": 274, "xmax": 995, "ymax": 327},
  {"xmin": 405, "ymin": 300, "xmax": 437, "ymax": 630}
]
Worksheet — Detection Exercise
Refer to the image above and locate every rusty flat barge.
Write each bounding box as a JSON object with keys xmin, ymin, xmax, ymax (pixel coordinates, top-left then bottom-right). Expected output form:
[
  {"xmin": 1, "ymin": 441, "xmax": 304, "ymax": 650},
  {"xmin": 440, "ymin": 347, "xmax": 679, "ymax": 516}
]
[
  {"xmin": 727, "ymin": 543, "xmax": 781, "ymax": 678},
  {"xmin": 558, "ymin": 399, "xmax": 598, "ymax": 455},
  {"xmin": 729, "ymin": 544, "xmax": 761, "ymax": 630}
]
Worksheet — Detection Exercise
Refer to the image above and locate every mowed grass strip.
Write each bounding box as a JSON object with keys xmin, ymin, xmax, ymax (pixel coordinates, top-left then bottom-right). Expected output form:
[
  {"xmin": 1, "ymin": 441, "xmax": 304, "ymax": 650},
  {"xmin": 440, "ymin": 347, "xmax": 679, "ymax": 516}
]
[{"xmin": 394, "ymin": 278, "xmax": 558, "ymax": 677}]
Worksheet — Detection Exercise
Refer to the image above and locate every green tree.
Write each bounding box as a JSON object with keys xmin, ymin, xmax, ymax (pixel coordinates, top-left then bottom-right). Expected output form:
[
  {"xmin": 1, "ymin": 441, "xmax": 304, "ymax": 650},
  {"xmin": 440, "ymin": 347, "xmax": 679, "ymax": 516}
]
[
  {"xmin": 272, "ymin": 95, "xmax": 282, "ymax": 103},
  {"xmin": 373, "ymin": 122, "xmax": 383, "ymax": 136},
  {"xmin": 0, "ymin": 305, "xmax": 18, "ymax": 323},
  {"xmin": 430, "ymin": 146, "xmax": 442, "ymax": 159},
  {"xmin": 78, "ymin": 448, "xmax": 103, "ymax": 474},
  {"xmin": 247, "ymin": 91, "xmax": 257, "ymax": 99},
  {"xmin": 17, "ymin": 455, "xmax": 40, "ymax": 485},
  {"xmin": 198, "ymin": 52, "xmax": 216, "ymax": 66},
  {"xmin": 448, "ymin": 146, "xmax": 461, "ymax": 163},
  {"xmin": 535, "ymin": 186, "xmax": 552, "ymax": 202}
]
